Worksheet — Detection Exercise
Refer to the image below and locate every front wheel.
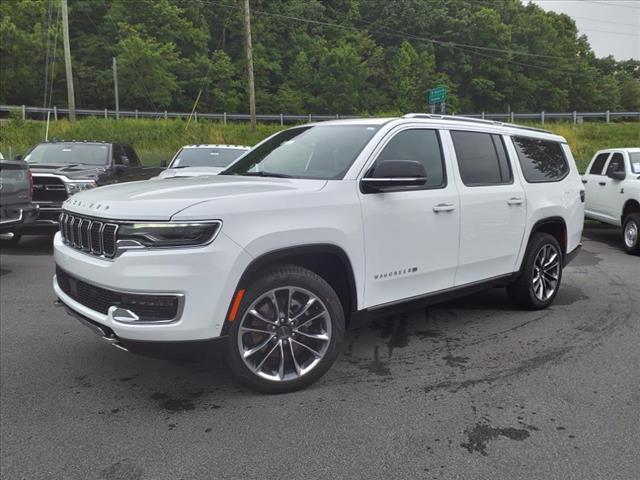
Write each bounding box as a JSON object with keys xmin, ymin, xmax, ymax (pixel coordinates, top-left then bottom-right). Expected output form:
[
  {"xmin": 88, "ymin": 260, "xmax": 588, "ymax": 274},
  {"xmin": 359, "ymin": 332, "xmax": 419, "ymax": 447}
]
[
  {"xmin": 226, "ymin": 265, "xmax": 345, "ymax": 393},
  {"xmin": 508, "ymin": 233, "xmax": 563, "ymax": 310},
  {"xmin": 622, "ymin": 213, "xmax": 640, "ymax": 255}
]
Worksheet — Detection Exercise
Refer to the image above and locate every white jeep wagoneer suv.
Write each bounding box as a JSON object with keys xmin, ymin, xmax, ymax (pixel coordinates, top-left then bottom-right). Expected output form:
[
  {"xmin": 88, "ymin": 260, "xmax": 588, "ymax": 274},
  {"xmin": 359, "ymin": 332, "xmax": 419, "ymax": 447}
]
[{"xmin": 53, "ymin": 115, "xmax": 584, "ymax": 392}]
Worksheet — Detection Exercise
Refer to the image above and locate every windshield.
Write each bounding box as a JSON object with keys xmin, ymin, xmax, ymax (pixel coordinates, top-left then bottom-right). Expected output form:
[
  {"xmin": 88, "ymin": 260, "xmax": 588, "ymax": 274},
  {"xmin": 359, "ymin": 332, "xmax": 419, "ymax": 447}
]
[
  {"xmin": 629, "ymin": 153, "xmax": 640, "ymax": 175},
  {"xmin": 25, "ymin": 143, "xmax": 109, "ymax": 166},
  {"xmin": 169, "ymin": 147, "xmax": 247, "ymax": 168},
  {"xmin": 222, "ymin": 125, "xmax": 380, "ymax": 180}
]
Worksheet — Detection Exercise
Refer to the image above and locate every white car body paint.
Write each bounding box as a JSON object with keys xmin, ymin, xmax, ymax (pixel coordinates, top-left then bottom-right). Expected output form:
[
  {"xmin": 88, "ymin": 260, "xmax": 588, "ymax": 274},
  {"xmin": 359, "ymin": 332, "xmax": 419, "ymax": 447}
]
[
  {"xmin": 582, "ymin": 148, "xmax": 640, "ymax": 226},
  {"xmin": 54, "ymin": 116, "xmax": 584, "ymax": 343}
]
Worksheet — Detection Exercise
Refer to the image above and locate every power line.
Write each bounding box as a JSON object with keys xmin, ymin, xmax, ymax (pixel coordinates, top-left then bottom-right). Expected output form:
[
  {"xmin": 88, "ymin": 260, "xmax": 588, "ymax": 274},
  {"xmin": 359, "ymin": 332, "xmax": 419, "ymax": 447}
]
[
  {"xmin": 570, "ymin": 14, "xmax": 639, "ymax": 27},
  {"xmin": 582, "ymin": 0, "xmax": 640, "ymax": 10},
  {"xmin": 581, "ymin": 28, "xmax": 640, "ymax": 36},
  {"xmin": 200, "ymin": 0, "xmax": 567, "ymax": 60}
]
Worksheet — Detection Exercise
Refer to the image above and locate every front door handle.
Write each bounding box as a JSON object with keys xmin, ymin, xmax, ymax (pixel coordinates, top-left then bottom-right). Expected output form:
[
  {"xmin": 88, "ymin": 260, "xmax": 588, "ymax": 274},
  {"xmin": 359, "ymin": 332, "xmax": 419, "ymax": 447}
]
[
  {"xmin": 507, "ymin": 197, "xmax": 524, "ymax": 205},
  {"xmin": 582, "ymin": 180, "xmax": 587, "ymax": 184},
  {"xmin": 599, "ymin": 182, "xmax": 606, "ymax": 186},
  {"xmin": 433, "ymin": 203, "xmax": 455, "ymax": 213}
]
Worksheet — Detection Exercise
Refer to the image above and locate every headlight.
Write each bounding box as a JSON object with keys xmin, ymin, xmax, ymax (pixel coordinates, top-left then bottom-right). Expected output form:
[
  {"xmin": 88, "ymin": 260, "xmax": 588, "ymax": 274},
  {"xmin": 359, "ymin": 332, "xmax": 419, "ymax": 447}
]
[
  {"xmin": 65, "ymin": 181, "xmax": 97, "ymax": 195},
  {"xmin": 117, "ymin": 222, "xmax": 221, "ymax": 248}
]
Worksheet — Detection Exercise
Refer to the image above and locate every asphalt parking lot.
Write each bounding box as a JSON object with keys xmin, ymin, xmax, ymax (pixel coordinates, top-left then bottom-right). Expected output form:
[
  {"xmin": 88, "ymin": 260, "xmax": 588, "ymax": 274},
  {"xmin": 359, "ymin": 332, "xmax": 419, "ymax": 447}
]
[{"xmin": 1, "ymin": 225, "xmax": 638, "ymax": 480}]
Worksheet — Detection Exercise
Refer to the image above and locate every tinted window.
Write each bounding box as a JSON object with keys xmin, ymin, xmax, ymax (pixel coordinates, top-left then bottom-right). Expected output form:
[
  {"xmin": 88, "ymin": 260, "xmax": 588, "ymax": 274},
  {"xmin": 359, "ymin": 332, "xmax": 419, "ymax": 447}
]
[
  {"xmin": 513, "ymin": 136, "xmax": 569, "ymax": 183},
  {"xmin": 113, "ymin": 144, "xmax": 126, "ymax": 165},
  {"xmin": 223, "ymin": 125, "xmax": 379, "ymax": 180},
  {"xmin": 451, "ymin": 131, "xmax": 512, "ymax": 186},
  {"xmin": 607, "ymin": 153, "xmax": 625, "ymax": 174},
  {"xmin": 589, "ymin": 153, "xmax": 609, "ymax": 175},
  {"xmin": 123, "ymin": 146, "xmax": 140, "ymax": 166},
  {"xmin": 375, "ymin": 129, "xmax": 445, "ymax": 188}
]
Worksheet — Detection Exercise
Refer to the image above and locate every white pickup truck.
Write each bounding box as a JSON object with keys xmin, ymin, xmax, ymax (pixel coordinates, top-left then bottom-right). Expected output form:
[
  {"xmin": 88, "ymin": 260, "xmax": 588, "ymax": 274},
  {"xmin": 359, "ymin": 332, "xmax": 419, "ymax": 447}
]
[{"xmin": 582, "ymin": 148, "xmax": 640, "ymax": 254}]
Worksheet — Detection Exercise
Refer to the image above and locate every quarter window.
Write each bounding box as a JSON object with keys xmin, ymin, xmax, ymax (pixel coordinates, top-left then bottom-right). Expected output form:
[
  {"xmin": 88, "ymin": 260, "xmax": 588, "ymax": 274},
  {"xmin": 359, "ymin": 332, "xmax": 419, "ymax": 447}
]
[
  {"xmin": 451, "ymin": 131, "xmax": 512, "ymax": 186},
  {"xmin": 375, "ymin": 129, "xmax": 445, "ymax": 188},
  {"xmin": 589, "ymin": 153, "xmax": 609, "ymax": 175},
  {"xmin": 512, "ymin": 136, "xmax": 569, "ymax": 183}
]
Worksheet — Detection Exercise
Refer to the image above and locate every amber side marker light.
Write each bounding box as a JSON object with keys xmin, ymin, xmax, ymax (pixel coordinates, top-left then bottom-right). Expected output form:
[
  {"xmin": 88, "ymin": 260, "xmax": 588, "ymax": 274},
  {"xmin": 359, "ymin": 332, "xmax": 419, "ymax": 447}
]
[{"xmin": 228, "ymin": 289, "xmax": 246, "ymax": 321}]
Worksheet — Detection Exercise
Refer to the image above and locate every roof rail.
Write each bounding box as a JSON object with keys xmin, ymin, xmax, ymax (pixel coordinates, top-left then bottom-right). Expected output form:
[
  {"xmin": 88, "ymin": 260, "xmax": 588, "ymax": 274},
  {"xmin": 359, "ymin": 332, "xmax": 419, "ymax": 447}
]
[{"xmin": 402, "ymin": 113, "xmax": 551, "ymax": 134}]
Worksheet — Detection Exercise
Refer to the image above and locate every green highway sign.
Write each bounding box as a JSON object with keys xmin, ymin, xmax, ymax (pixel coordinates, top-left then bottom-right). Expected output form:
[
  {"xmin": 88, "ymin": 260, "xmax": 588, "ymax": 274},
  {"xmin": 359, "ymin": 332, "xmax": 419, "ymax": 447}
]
[{"xmin": 428, "ymin": 86, "xmax": 448, "ymax": 105}]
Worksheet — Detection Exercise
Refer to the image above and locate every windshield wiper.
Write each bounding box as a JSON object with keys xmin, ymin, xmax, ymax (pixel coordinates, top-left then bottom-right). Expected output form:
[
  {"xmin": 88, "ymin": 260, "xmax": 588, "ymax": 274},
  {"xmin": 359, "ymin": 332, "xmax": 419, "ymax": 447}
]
[{"xmin": 235, "ymin": 171, "xmax": 294, "ymax": 178}]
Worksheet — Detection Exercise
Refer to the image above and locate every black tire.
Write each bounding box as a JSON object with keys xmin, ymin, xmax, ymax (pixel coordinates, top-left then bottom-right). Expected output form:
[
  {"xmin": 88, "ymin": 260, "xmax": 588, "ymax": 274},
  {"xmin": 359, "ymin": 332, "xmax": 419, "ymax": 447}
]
[
  {"xmin": 226, "ymin": 265, "xmax": 345, "ymax": 394},
  {"xmin": 0, "ymin": 232, "xmax": 22, "ymax": 247},
  {"xmin": 621, "ymin": 213, "xmax": 640, "ymax": 255},
  {"xmin": 507, "ymin": 233, "xmax": 563, "ymax": 310}
]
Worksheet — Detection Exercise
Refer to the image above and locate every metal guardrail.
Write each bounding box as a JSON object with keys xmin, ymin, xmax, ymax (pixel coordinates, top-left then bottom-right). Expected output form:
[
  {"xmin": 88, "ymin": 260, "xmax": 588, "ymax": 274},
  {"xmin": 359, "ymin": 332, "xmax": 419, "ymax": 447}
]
[{"xmin": 1, "ymin": 105, "xmax": 638, "ymax": 124}]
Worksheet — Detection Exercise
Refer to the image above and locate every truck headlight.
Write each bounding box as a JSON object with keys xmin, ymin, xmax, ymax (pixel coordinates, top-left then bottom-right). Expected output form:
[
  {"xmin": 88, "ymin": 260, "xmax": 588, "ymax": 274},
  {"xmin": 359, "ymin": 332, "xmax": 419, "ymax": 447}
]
[
  {"xmin": 65, "ymin": 181, "xmax": 97, "ymax": 195},
  {"xmin": 117, "ymin": 222, "xmax": 221, "ymax": 248}
]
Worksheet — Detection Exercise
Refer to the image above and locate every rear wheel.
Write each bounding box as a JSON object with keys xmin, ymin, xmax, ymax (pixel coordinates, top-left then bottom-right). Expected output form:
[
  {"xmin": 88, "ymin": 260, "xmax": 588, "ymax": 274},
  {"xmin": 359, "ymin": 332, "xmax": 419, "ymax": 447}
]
[
  {"xmin": 508, "ymin": 233, "xmax": 562, "ymax": 310},
  {"xmin": 226, "ymin": 265, "xmax": 344, "ymax": 393},
  {"xmin": 622, "ymin": 213, "xmax": 640, "ymax": 255}
]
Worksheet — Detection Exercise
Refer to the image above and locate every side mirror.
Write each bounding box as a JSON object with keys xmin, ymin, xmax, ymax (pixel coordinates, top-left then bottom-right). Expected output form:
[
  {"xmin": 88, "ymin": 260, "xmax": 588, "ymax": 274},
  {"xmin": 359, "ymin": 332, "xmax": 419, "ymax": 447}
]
[
  {"xmin": 160, "ymin": 160, "xmax": 168, "ymax": 168},
  {"xmin": 14, "ymin": 154, "xmax": 23, "ymax": 161},
  {"xmin": 360, "ymin": 160, "xmax": 427, "ymax": 193},
  {"xmin": 606, "ymin": 165, "xmax": 625, "ymax": 181},
  {"xmin": 120, "ymin": 156, "xmax": 130, "ymax": 167}
]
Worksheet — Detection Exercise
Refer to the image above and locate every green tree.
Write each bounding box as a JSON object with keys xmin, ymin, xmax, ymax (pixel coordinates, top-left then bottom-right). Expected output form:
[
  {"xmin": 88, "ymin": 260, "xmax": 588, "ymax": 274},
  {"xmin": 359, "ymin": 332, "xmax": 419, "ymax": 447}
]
[{"xmin": 115, "ymin": 28, "xmax": 179, "ymax": 108}]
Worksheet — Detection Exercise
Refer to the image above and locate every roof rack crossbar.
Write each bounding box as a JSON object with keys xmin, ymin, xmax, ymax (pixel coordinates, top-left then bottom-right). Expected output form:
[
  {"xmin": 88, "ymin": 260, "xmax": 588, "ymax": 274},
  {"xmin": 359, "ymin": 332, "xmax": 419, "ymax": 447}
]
[{"xmin": 402, "ymin": 113, "xmax": 551, "ymax": 134}]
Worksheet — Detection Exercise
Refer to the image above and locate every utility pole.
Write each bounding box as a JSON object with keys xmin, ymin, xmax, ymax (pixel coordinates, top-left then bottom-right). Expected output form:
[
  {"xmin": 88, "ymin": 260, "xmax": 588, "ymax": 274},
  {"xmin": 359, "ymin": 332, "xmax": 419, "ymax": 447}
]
[
  {"xmin": 241, "ymin": 0, "xmax": 256, "ymax": 130},
  {"xmin": 112, "ymin": 57, "xmax": 119, "ymax": 119},
  {"xmin": 61, "ymin": 0, "xmax": 76, "ymax": 121}
]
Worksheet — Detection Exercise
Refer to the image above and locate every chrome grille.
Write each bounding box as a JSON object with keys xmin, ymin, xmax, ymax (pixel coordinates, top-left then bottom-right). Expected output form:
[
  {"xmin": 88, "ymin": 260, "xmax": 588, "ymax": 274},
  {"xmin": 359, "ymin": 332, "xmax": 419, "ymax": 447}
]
[{"xmin": 59, "ymin": 213, "xmax": 118, "ymax": 258}]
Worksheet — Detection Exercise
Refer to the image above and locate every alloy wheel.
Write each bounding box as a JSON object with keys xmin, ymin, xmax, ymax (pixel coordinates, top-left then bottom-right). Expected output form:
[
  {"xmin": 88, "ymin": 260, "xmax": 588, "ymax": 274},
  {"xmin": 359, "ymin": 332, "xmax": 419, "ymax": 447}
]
[
  {"xmin": 237, "ymin": 287, "xmax": 332, "ymax": 382},
  {"xmin": 532, "ymin": 244, "xmax": 560, "ymax": 302}
]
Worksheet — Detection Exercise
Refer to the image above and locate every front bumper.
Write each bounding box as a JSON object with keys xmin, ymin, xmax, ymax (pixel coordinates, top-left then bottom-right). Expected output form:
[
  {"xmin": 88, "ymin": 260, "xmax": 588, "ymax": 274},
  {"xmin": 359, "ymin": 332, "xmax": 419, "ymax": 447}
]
[{"xmin": 53, "ymin": 231, "xmax": 252, "ymax": 342}]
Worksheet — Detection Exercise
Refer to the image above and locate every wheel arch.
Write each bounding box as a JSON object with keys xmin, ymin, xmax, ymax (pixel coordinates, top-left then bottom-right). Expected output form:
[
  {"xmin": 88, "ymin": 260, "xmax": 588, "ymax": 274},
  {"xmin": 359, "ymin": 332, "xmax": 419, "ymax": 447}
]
[
  {"xmin": 527, "ymin": 217, "xmax": 568, "ymax": 256},
  {"xmin": 222, "ymin": 244, "xmax": 358, "ymax": 334},
  {"xmin": 622, "ymin": 199, "xmax": 640, "ymax": 223}
]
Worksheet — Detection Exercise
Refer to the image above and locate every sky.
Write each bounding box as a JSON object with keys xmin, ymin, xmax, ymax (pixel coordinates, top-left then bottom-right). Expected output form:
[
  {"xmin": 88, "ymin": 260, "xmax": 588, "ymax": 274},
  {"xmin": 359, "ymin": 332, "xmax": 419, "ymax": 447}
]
[{"xmin": 525, "ymin": 0, "xmax": 640, "ymax": 60}]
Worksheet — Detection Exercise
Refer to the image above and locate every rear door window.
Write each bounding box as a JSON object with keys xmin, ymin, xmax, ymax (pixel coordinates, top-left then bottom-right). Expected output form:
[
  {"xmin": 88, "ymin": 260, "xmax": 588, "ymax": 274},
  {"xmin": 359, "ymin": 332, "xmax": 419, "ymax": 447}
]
[
  {"xmin": 512, "ymin": 136, "xmax": 569, "ymax": 183},
  {"xmin": 589, "ymin": 153, "xmax": 610, "ymax": 175},
  {"xmin": 451, "ymin": 131, "xmax": 512, "ymax": 186}
]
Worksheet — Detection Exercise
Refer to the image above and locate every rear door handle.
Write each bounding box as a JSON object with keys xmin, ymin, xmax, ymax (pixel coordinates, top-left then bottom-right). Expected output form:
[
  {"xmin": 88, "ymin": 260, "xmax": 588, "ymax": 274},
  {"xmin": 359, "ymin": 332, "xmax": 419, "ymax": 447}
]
[
  {"xmin": 582, "ymin": 180, "xmax": 587, "ymax": 184},
  {"xmin": 433, "ymin": 203, "xmax": 455, "ymax": 213},
  {"xmin": 507, "ymin": 197, "xmax": 524, "ymax": 205},
  {"xmin": 598, "ymin": 182, "xmax": 606, "ymax": 186}
]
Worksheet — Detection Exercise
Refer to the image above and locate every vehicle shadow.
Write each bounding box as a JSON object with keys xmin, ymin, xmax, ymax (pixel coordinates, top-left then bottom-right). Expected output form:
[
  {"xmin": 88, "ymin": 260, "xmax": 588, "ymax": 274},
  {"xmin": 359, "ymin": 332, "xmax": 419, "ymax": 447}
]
[
  {"xmin": 582, "ymin": 223, "xmax": 622, "ymax": 251},
  {"xmin": 0, "ymin": 235, "xmax": 54, "ymax": 256}
]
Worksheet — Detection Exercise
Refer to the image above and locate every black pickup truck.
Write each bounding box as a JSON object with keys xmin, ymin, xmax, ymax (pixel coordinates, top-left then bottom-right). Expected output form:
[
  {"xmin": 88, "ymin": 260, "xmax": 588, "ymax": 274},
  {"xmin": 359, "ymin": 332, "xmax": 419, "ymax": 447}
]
[
  {"xmin": 0, "ymin": 158, "xmax": 38, "ymax": 241},
  {"xmin": 9, "ymin": 141, "xmax": 162, "ymax": 244}
]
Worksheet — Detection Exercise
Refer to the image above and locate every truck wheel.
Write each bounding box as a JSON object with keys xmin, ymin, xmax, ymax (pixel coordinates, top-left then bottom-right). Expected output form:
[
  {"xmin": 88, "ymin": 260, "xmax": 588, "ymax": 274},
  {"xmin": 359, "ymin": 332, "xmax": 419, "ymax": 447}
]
[
  {"xmin": 622, "ymin": 213, "xmax": 640, "ymax": 255},
  {"xmin": 0, "ymin": 232, "xmax": 21, "ymax": 247},
  {"xmin": 507, "ymin": 233, "xmax": 563, "ymax": 310},
  {"xmin": 226, "ymin": 265, "xmax": 345, "ymax": 393}
]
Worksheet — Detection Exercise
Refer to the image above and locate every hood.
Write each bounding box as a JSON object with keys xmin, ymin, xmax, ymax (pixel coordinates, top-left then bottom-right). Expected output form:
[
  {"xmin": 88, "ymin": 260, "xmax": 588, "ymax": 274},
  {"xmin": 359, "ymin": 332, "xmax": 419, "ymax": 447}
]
[
  {"xmin": 63, "ymin": 175, "xmax": 328, "ymax": 220},
  {"xmin": 29, "ymin": 163, "xmax": 106, "ymax": 180},
  {"xmin": 158, "ymin": 166, "xmax": 224, "ymax": 179}
]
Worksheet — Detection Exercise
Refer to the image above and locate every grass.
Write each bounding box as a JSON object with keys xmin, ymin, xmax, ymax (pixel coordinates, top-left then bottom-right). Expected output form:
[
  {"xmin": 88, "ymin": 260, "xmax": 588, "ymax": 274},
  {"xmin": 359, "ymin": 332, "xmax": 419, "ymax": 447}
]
[{"xmin": 1, "ymin": 117, "xmax": 638, "ymax": 171}]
